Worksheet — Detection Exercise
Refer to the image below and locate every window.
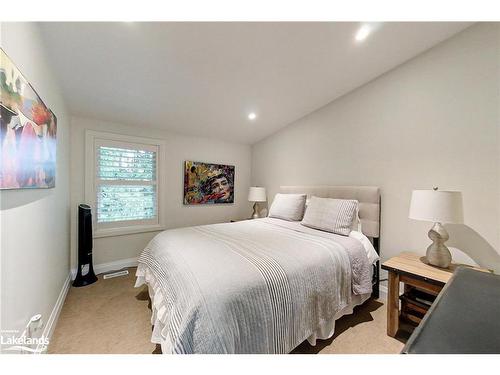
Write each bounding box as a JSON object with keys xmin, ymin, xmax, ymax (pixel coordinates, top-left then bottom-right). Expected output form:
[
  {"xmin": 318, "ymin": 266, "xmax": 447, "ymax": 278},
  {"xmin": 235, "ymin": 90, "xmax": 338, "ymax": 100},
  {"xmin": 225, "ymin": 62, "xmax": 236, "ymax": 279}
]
[{"xmin": 85, "ymin": 131, "xmax": 166, "ymax": 237}]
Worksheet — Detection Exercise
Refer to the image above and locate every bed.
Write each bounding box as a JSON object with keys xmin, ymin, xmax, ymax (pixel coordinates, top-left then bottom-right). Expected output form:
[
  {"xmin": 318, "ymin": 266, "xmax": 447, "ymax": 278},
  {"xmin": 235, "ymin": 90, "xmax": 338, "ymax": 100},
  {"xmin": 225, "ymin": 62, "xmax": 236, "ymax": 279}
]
[{"xmin": 135, "ymin": 185, "xmax": 381, "ymax": 354}]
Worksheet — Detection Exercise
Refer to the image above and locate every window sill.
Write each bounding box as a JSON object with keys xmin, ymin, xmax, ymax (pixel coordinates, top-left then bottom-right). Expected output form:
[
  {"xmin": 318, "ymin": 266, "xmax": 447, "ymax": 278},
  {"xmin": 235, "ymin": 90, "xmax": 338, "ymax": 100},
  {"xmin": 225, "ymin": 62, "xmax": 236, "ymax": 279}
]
[{"xmin": 93, "ymin": 224, "xmax": 166, "ymax": 238}]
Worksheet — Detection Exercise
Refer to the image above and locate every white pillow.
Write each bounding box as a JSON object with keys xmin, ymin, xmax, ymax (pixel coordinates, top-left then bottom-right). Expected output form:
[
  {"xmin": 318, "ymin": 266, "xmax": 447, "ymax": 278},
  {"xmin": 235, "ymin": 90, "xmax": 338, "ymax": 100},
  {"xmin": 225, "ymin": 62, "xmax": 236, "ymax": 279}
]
[
  {"xmin": 268, "ymin": 193, "xmax": 307, "ymax": 221},
  {"xmin": 301, "ymin": 196, "xmax": 359, "ymax": 236}
]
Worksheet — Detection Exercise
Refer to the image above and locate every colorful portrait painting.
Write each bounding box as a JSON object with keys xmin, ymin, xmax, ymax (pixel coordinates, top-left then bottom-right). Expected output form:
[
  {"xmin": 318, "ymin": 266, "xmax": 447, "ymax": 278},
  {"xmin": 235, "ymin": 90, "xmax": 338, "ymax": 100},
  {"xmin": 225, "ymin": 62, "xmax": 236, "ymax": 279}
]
[
  {"xmin": 184, "ymin": 161, "xmax": 235, "ymax": 204},
  {"xmin": 0, "ymin": 48, "xmax": 57, "ymax": 189}
]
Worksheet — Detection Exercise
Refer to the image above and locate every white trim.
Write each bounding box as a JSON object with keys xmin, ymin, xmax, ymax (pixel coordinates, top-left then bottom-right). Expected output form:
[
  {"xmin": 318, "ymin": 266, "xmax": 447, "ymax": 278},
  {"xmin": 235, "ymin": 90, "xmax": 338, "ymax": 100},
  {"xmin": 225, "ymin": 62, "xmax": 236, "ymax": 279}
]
[
  {"xmin": 70, "ymin": 257, "xmax": 138, "ymax": 280},
  {"xmin": 377, "ymin": 269, "xmax": 388, "ymax": 301},
  {"xmin": 93, "ymin": 224, "xmax": 164, "ymax": 238},
  {"xmin": 85, "ymin": 130, "xmax": 167, "ymax": 238},
  {"xmin": 379, "ymin": 285, "xmax": 388, "ymax": 300},
  {"xmin": 377, "ymin": 282, "xmax": 407, "ymax": 302},
  {"xmin": 39, "ymin": 273, "xmax": 71, "ymax": 354}
]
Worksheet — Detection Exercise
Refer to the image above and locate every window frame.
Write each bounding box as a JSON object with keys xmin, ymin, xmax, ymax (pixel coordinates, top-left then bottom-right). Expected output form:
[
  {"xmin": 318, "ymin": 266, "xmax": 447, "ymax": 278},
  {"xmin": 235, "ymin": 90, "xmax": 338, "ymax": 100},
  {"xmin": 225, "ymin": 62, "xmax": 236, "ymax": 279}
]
[{"xmin": 85, "ymin": 130, "xmax": 166, "ymax": 238}]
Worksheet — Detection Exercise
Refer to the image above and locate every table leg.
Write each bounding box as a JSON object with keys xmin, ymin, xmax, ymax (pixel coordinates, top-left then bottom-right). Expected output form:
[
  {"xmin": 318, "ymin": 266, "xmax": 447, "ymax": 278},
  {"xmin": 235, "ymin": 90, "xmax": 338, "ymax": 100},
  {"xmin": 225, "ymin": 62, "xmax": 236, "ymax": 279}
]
[{"xmin": 387, "ymin": 271, "xmax": 400, "ymax": 337}]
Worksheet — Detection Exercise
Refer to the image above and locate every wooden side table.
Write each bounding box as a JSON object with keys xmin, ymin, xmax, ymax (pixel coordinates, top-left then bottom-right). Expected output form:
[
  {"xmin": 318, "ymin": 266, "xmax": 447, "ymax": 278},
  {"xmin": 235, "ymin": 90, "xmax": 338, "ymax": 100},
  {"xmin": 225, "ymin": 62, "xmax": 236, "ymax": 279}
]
[{"xmin": 381, "ymin": 252, "xmax": 487, "ymax": 337}]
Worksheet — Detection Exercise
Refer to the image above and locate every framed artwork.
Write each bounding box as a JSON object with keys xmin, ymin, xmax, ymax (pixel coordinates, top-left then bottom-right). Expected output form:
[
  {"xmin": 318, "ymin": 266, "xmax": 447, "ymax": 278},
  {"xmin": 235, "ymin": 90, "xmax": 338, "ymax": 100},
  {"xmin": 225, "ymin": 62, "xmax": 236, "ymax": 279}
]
[
  {"xmin": 184, "ymin": 161, "xmax": 235, "ymax": 204},
  {"xmin": 1, "ymin": 48, "xmax": 57, "ymax": 189}
]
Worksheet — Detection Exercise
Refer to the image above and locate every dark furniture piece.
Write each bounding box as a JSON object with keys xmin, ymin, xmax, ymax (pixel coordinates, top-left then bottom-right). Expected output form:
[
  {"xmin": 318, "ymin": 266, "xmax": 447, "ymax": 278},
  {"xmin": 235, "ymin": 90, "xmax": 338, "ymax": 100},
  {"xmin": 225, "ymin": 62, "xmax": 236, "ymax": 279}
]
[
  {"xmin": 73, "ymin": 204, "xmax": 98, "ymax": 287},
  {"xmin": 402, "ymin": 267, "xmax": 500, "ymax": 354}
]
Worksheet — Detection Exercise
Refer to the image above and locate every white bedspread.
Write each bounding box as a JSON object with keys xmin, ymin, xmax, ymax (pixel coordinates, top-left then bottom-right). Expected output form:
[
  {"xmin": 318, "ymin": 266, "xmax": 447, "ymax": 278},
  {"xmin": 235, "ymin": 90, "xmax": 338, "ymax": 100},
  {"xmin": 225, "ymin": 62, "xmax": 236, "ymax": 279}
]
[{"xmin": 135, "ymin": 218, "xmax": 375, "ymax": 354}]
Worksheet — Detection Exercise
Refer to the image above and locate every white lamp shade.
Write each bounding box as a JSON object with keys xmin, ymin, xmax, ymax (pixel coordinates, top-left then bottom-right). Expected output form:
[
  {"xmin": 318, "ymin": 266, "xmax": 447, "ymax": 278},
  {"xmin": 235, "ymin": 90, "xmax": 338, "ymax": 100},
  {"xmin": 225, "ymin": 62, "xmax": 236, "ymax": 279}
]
[
  {"xmin": 409, "ymin": 190, "xmax": 464, "ymax": 224},
  {"xmin": 248, "ymin": 187, "xmax": 267, "ymax": 202}
]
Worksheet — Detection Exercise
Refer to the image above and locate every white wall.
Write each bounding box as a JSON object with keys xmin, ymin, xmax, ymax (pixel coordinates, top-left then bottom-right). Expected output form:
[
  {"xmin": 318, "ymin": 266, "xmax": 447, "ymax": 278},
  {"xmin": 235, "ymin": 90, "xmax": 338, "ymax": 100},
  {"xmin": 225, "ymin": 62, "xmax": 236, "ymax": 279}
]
[
  {"xmin": 252, "ymin": 23, "xmax": 500, "ymax": 270},
  {"xmin": 70, "ymin": 116, "xmax": 252, "ymax": 269},
  {"xmin": 0, "ymin": 23, "xmax": 70, "ymax": 341}
]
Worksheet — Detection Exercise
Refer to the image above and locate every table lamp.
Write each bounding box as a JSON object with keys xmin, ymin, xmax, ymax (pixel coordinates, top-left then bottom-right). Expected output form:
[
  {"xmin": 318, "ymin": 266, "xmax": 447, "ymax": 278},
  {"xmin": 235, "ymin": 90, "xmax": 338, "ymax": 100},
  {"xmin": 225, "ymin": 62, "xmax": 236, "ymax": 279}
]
[
  {"xmin": 409, "ymin": 188, "xmax": 464, "ymax": 268},
  {"xmin": 248, "ymin": 187, "xmax": 267, "ymax": 219}
]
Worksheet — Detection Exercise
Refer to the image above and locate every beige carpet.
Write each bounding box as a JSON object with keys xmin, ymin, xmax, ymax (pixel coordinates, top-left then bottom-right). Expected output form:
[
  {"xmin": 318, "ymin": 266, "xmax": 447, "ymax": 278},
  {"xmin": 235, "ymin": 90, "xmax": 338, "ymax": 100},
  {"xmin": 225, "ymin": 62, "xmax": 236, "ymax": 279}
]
[{"xmin": 48, "ymin": 268, "xmax": 405, "ymax": 354}]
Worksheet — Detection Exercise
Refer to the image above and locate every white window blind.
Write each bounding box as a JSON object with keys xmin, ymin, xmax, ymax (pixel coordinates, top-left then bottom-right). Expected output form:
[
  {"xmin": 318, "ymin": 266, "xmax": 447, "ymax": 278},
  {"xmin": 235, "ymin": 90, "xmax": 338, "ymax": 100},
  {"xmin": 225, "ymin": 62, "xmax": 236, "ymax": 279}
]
[
  {"xmin": 86, "ymin": 131, "xmax": 165, "ymax": 238},
  {"xmin": 95, "ymin": 142, "xmax": 158, "ymax": 225}
]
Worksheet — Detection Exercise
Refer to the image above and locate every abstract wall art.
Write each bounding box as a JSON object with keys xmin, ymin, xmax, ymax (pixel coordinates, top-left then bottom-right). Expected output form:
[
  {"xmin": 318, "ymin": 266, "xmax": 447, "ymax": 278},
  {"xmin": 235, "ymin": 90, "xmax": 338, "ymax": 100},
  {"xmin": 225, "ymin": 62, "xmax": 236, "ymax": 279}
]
[
  {"xmin": 184, "ymin": 161, "xmax": 235, "ymax": 204},
  {"xmin": 1, "ymin": 48, "xmax": 57, "ymax": 189}
]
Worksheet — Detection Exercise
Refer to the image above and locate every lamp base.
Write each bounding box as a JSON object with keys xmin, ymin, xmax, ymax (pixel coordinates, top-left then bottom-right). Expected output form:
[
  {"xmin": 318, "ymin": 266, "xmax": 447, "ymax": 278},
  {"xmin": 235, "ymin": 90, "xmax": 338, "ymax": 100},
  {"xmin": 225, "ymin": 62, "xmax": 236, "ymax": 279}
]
[
  {"xmin": 251, "ymin": 202, "xmax": 260, "ymax": 219},
  {"xmin": 425, "ymin": 222, "xmax": 452, "ymax": 268}
]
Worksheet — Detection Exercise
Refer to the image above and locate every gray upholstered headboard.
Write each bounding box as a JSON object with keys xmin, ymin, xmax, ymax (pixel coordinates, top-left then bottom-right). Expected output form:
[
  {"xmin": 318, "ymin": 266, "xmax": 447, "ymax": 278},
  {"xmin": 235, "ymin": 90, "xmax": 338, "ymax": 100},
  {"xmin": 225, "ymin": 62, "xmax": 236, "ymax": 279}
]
[{"xmin": 279, "ymin": 185, "xmax": 381, "ymax": 238}]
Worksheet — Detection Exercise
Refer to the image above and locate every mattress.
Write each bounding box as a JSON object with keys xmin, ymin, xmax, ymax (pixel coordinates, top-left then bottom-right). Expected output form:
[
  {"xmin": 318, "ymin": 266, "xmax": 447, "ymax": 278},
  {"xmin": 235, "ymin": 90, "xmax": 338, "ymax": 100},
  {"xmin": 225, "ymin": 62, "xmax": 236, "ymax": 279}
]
[{"xmin": 135, "ymin": 217, "xmax": 378, "ymax": 354}]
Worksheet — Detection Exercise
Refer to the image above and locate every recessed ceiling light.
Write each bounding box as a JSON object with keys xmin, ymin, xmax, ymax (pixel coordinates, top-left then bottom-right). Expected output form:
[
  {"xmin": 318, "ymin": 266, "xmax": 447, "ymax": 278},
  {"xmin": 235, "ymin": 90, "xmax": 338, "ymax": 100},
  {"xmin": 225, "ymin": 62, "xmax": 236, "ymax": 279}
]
[
  {"xmin": 248, "ymin": 112, "xmax": 257, "ymax": 121},
  {"xmin": 355, "ymin": 25, "xmax": 371, "ymax": 42}
]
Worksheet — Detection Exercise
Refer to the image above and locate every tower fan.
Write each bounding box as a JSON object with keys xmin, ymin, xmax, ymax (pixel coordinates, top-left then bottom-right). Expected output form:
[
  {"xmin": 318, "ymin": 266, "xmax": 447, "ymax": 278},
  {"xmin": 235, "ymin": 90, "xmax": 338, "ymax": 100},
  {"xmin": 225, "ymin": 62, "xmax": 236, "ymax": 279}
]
[{"xmin": 73, "ymin": 204, "xmax": 98, "ymax": 287}]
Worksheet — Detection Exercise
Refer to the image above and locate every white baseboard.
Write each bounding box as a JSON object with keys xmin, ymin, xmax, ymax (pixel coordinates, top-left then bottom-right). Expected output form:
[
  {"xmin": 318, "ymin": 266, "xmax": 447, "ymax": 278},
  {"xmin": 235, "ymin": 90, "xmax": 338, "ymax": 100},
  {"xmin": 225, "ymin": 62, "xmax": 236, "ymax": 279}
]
[
  {"xmin": 378, "ymin": 283, "xmax": 407, "ymax": 301},
  {"xmin": 70, "ymin": 257, "xmax": 138, "ymax": 280},
  {"xmin": 379, "ymin": 285, "xmax": 388, "ymax": 300},
  {"xmin": 39, "ymin": 273, "xmax": 71, "ymax": 353}
]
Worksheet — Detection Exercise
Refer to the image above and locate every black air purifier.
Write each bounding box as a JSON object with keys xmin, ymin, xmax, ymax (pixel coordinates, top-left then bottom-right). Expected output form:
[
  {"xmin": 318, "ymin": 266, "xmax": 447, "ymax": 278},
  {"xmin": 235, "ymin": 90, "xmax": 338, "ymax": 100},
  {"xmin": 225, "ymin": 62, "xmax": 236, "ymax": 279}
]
[{"xmin": 73, "ymin": 204, "xmax": 98, "ymax": 287}]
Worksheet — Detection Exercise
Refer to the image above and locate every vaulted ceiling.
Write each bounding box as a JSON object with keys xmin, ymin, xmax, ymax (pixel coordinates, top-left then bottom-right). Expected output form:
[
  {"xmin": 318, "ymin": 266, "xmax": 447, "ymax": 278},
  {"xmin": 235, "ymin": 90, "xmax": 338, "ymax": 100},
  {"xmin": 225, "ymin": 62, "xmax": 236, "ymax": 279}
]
[{"xmin": 39, "ymin": 22, "xmax": 472, "ymax": 144}]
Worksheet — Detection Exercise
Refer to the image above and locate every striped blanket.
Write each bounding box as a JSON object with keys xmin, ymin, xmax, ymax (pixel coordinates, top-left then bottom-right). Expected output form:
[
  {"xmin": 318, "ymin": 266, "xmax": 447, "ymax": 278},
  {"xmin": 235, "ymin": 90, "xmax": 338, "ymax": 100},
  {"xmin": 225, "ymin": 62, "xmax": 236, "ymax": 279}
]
[{"xmin": 135, "ymin": 218, "xmax": 372, "ymax": 354}]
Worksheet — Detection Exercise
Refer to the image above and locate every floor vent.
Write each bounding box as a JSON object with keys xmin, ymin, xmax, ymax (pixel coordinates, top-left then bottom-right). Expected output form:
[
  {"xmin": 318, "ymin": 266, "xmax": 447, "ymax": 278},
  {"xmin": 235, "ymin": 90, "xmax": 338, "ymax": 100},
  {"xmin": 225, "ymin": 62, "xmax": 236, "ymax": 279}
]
[{"xmin": 103, "ymin": 269, "xmax": 129, "ymax": 280}]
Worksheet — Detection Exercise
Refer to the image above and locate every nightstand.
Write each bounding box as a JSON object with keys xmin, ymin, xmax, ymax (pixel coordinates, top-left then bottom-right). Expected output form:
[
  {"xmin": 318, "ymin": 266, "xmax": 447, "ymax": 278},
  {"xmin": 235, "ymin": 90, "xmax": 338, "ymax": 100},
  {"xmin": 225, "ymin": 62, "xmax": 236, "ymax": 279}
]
[{"xmin": 381, "ymin": 252, "xmax": 488, "ymax": 337}]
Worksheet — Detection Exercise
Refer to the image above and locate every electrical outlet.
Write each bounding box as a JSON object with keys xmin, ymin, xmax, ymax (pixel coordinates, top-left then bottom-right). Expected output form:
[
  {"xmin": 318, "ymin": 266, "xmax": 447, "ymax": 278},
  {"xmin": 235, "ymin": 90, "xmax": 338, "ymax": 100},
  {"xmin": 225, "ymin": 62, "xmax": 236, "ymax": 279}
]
[{"xmin": 28, "ymin": 314, "xmax": 43, "ymax": 331}]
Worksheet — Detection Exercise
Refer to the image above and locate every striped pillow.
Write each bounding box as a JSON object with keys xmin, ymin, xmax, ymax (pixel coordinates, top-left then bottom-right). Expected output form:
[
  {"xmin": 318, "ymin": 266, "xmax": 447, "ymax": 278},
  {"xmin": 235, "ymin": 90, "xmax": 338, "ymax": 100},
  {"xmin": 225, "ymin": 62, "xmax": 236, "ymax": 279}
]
[
  {"xmin": 301, "ymin": 196, "xmax": 358, "ymax": 236},
  {"xmin": 268, "ymin": 193, "xmax": 307, "ymax": 221}
]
